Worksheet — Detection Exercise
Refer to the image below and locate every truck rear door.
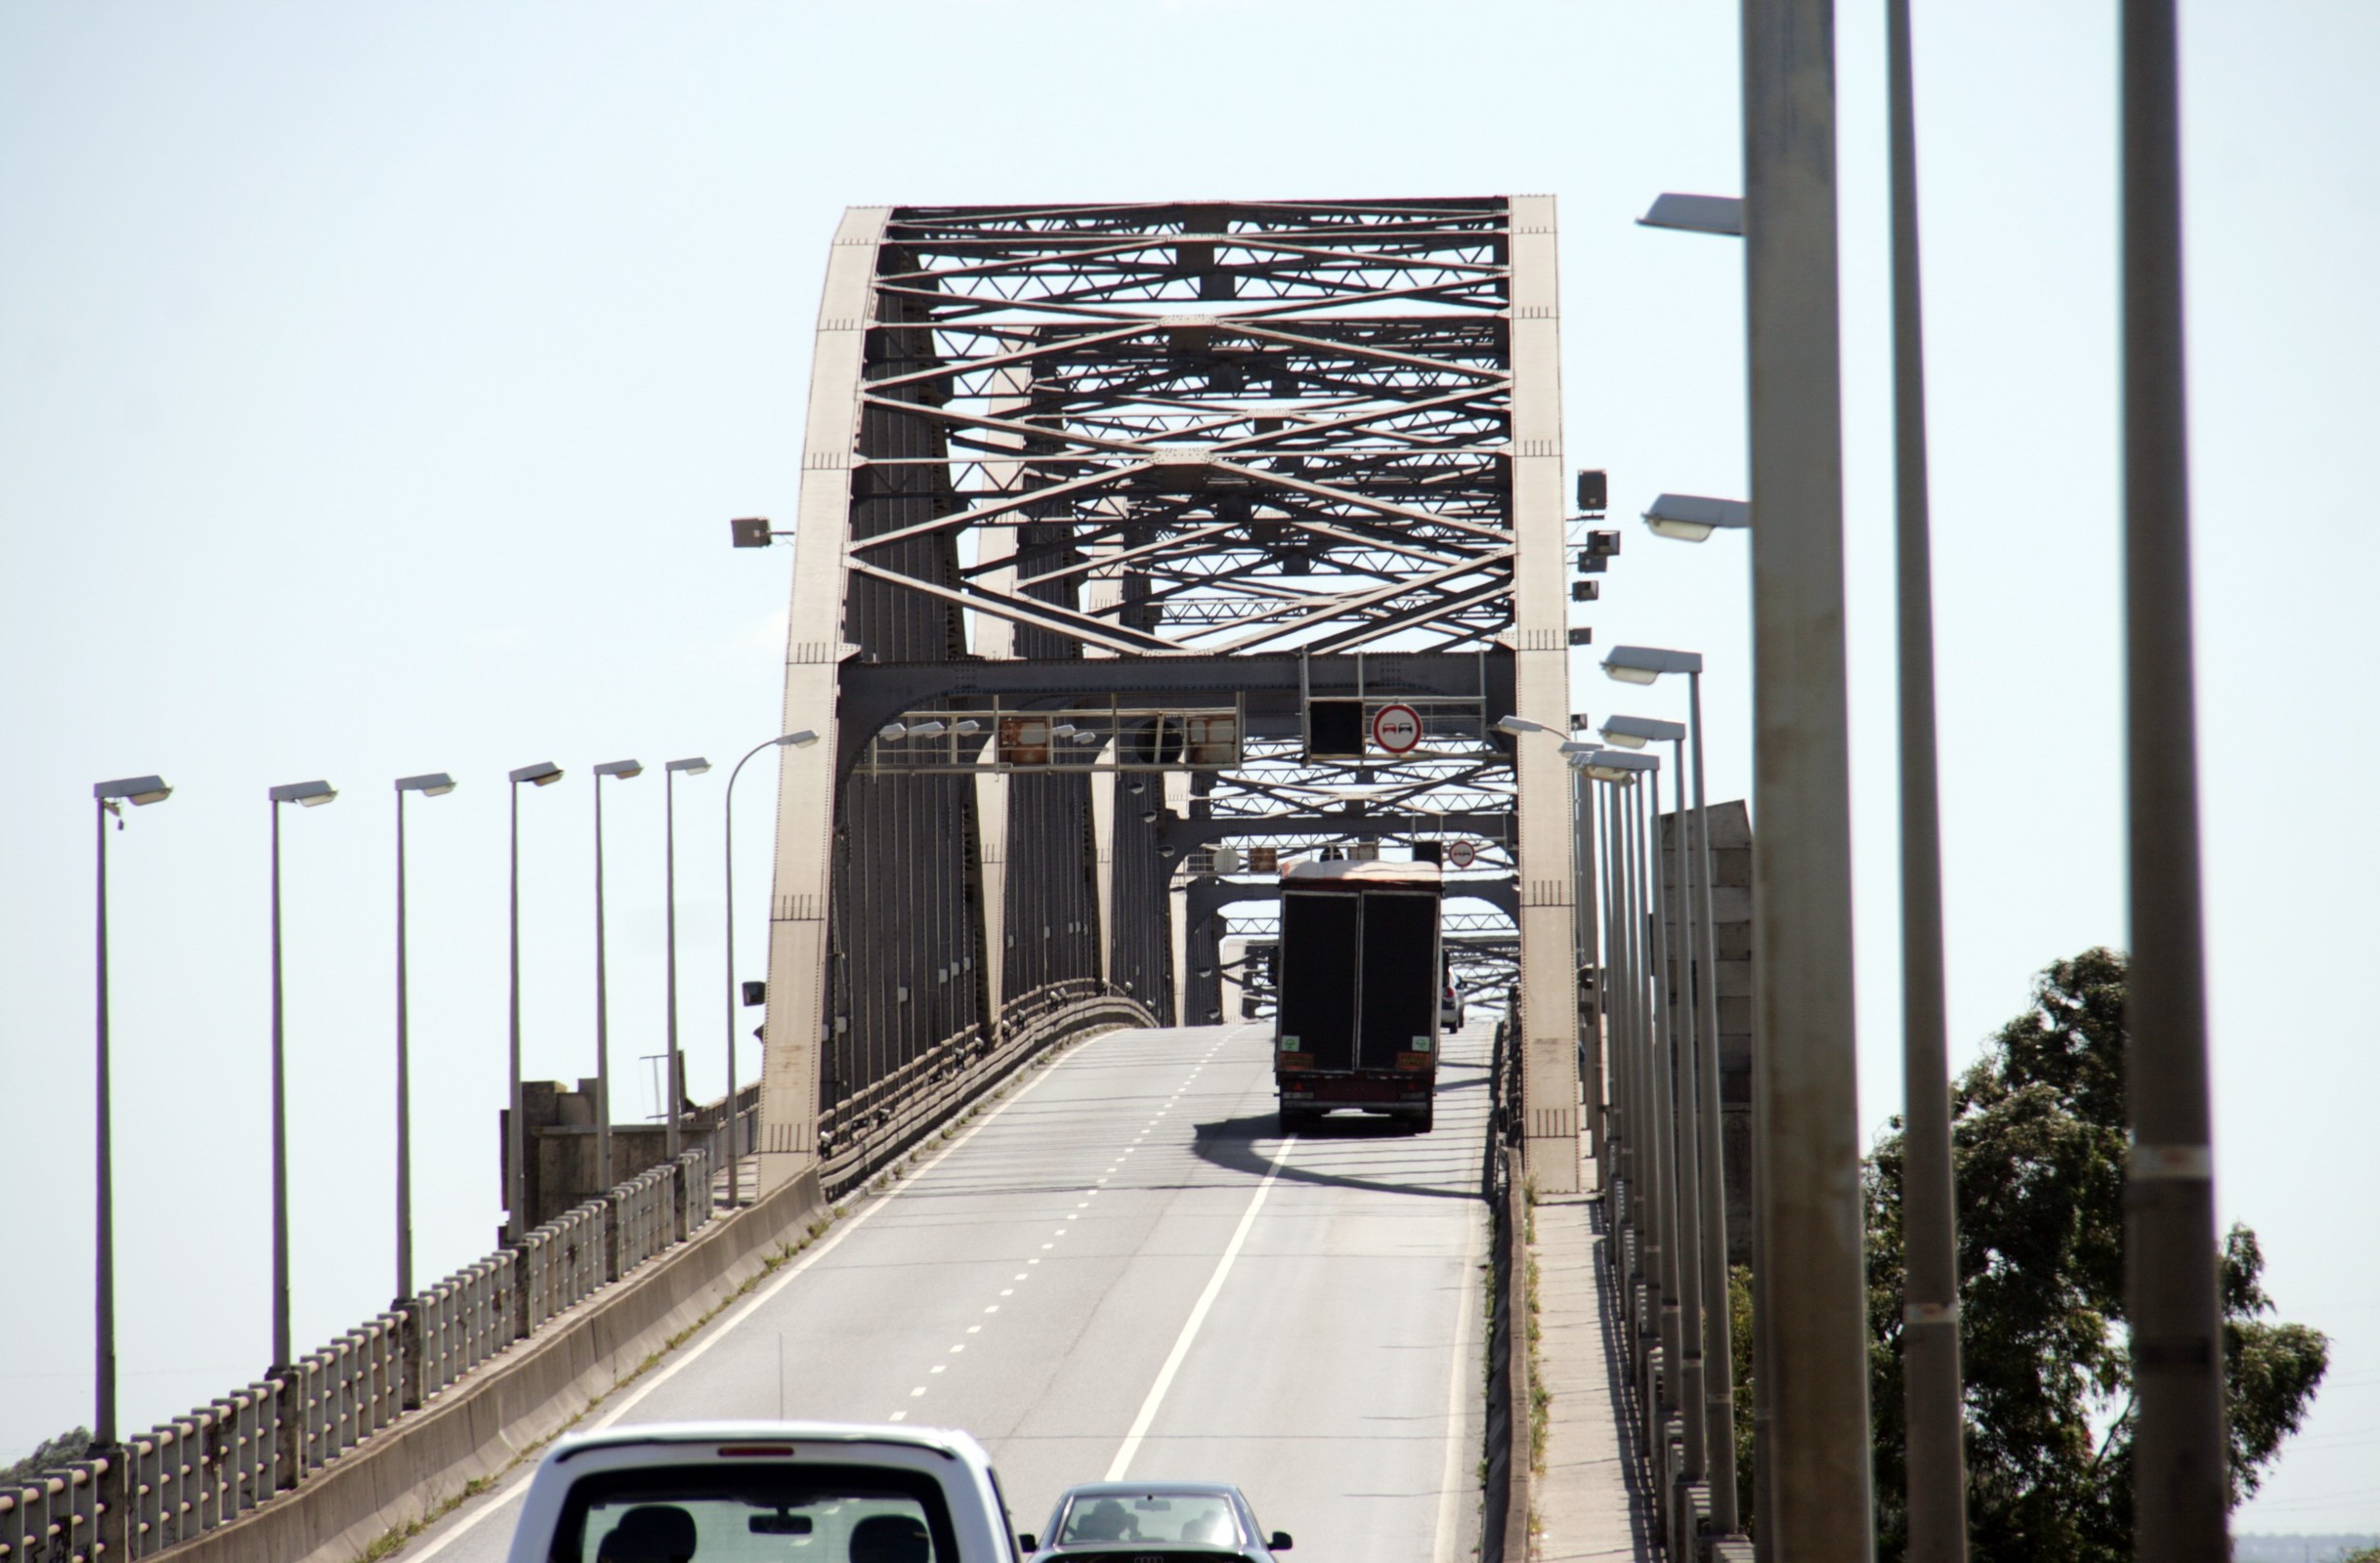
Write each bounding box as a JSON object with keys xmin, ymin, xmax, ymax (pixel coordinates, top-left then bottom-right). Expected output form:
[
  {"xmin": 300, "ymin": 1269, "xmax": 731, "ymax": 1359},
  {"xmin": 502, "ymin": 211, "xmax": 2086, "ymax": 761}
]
[
  {"xmin": 1279, "ymin": 889, "xmax": 1359, "ymax": 1071},
  {"xmin": 1356, "ymin": 889, "xmax": 1440, "ymax": 1071}
]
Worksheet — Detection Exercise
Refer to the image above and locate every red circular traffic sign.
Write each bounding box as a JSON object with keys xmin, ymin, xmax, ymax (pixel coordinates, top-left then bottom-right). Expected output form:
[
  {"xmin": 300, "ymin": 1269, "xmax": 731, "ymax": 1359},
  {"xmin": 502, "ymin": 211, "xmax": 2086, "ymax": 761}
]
[
  {"xmin": 1370, "ymin": 702, "xmax": 1423, "ymax": 755},
  {"xmin": 1447, "ymin": 840, "xmax": 1477, "ymax": 869}
]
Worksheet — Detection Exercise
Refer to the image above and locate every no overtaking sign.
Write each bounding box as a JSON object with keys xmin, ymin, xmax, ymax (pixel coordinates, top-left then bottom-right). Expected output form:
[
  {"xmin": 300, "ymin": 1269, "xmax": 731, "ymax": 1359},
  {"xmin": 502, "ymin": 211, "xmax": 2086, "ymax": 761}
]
[{"xmin": 1370, "ymin": 702, "xmax": 1422, "ymax": 755}]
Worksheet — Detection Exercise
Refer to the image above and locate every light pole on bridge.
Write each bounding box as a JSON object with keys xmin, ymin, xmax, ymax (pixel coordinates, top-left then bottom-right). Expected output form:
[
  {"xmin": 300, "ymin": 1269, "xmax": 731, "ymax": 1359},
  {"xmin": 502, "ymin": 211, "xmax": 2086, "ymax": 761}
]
[
  {"xmin": 393, "ymin": 771, "xmax": 456, "ymax": 1307},
  {"xmin": 663, "ymin": 758, "xmax": 712, "ymax": 1162},
  {"xmin": 724, "ymin": 732, "xmax": 818, "ymax": 1209},
  {"xmin": 93, "ymin": 774, "xmax": 173, "ymax": 1451},
  {"xmin": 591, "ymin": 760, "xmax": 646, "ymax": 1192},
  {"xmin": 506, "ymin": 762, "xmax": 565, "ymax": 1244},
  {"xmin": 268, "ymin": 778, "xmax": 338, "ymax": 1373}
]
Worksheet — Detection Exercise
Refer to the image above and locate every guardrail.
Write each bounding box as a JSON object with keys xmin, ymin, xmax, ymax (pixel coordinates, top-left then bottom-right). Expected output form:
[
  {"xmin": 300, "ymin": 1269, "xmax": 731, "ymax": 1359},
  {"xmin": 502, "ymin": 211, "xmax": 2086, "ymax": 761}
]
[
  {"xmin": 2, "ymin": 1145, "xmax": 715, "ymax": 1562},
  {"xmin": 1, "ymin": 979, "xmax": 1151, "ymax": 1563},
  {"xmin": 817, "ymin": 979, "xmax": 1153, "ymax": 1200}
]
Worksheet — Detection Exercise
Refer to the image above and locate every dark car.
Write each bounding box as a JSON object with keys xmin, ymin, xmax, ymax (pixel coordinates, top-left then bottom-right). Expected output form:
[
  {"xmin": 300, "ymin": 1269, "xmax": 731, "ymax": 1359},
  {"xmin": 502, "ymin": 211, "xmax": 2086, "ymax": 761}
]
[{"xmin": 1022, "ymin": 1481, "xmax": 1291, "ymax": 1563}]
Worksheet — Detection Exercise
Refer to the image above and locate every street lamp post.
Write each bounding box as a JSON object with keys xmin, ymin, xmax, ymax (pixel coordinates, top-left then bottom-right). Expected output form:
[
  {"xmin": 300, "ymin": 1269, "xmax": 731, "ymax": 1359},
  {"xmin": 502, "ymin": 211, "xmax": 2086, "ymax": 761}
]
[
  {"xmin": 392, "ymin": 772, "xmax": 456, "ymax": 1307},
  {"xmin": 93, "ymin": 775, "xmax": 171, "ymax": 1450},
  {"xmin": 724, "ymin": 732, "xmax": 819, "ymax": 1210},
  {"xmin": 591, "ymin": 760, "xmax": 645, "ymax": 1193},
  {"xmin": 663, "ymin": 759, "xmax": 713, "ymax": 1162},
  {"xmin": 1884, "ymin": 1, "xmax": 1970, "ymax": 1555},
  {"xmin": 1603, "ymin": 653, "xmax": 1742, "ymax": 1534},
  {"xmin": 2123, "ymin": 3, "xmax": 2228, "ymax": 1553},
  {"xmin": 506, "ymin": 762, "xmax": 564, "ymax": 1243},
  {"xmin": 267, "ymin": 778, "xmax": 337, "ymax": 1372}
]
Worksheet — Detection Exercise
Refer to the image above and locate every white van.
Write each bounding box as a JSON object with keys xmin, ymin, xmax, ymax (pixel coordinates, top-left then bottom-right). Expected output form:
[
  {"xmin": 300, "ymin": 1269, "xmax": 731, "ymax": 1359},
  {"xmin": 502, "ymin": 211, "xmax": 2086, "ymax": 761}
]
[{"xmin": 504, "ymin": 1421, "xmax": 1019, "ymax": 1563}]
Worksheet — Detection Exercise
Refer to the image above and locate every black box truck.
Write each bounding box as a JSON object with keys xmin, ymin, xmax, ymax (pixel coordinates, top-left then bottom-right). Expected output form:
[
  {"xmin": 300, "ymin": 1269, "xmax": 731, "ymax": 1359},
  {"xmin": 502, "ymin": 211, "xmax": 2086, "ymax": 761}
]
[{"xmin": 1273, "ymin": 858, "xmax": 1443, "ymax": 1132}]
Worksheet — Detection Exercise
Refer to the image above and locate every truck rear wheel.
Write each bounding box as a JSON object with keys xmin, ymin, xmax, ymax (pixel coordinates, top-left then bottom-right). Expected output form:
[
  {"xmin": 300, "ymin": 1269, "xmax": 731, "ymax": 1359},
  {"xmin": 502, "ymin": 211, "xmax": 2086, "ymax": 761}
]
[
  {"xmin": 1408, "ymin": 1103, "xmax": 1435, "ymax": 1134},
  {"xmin": 1280, "ymin": 1106, "xmax": 1318, "ymax": 1135}
]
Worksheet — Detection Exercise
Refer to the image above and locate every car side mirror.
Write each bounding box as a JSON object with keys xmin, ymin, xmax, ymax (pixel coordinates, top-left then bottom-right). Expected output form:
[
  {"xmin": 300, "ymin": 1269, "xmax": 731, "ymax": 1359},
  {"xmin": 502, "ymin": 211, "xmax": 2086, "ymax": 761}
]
[
  {"xmin": 1017, "ymin": 1536, "xmax": 1038, "ymax": 1555},
  {"xmin": 1270, "ymin": 1534, "xmax": 1294, "ymax": 1552}
]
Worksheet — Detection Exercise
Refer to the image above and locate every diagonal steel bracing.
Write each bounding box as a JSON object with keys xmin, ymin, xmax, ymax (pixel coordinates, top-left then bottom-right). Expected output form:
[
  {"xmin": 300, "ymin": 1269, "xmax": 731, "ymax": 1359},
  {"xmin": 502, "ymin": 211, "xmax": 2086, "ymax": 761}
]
[{"xmin": 758, "ymin": 198, "xmax": 1580, "ymax": 1197}]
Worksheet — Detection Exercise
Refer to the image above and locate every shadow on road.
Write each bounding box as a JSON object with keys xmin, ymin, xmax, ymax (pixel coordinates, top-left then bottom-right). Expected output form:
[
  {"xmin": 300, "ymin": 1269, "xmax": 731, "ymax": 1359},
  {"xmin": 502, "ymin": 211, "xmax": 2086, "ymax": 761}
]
[{"xmin": 1188, "ymin": 1094, "xmax": 1483, "ymax": 1204}]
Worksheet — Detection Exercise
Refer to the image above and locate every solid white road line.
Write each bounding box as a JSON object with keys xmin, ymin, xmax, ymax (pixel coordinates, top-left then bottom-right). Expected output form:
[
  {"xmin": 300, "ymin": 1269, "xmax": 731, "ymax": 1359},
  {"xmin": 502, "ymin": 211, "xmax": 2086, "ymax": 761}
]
[
  {"xmin": 405, "ymin": 1024, "xmax": 1126, "ymax": 1560},
  {"xmin": 1101, "ymin": 1134, "xmax": 1297, "ymax": 1482},
  {"xmin": 1432, "ymin": 1197, "xmax": 1487, "ymax": 1563}
]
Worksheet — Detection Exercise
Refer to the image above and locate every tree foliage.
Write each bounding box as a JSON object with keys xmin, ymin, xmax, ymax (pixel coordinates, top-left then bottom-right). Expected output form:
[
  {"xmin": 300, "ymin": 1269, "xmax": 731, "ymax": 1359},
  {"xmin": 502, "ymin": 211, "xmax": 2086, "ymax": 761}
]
[{"xmin": 1862, "ymin": 948, "xmax": 2328, "ymax": 1561}]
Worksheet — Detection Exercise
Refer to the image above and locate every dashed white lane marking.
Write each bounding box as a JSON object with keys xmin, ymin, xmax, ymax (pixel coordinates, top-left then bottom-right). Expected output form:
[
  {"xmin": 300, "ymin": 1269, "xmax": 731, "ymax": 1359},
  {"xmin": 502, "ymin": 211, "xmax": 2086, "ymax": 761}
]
[
  {"xmin": 889, "ymin": 1411, "xmax": 908, "ymax": 1422},
  {"xmin": 1103, "ymin": 1134, "xmax": 1299, "ymax": 1482},
  {"xmin": 909, "ymin": 1386, "xmax": 926, "ymax": 1397},
  {"xmin": 403, "ymin": 1011, "xmax": 1121, "ymax": 1562}
]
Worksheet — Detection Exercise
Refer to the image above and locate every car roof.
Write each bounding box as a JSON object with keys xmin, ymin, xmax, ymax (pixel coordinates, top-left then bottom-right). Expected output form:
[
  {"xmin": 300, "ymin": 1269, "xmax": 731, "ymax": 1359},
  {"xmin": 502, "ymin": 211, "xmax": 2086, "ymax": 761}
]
[
  {"xmin": 1054, "ymin": 1481, "xmax": 1246, "ymax": 1499},
  {"xmin": 549, "ymin": 1420, "xmax": 980, "ymax": 1465}
]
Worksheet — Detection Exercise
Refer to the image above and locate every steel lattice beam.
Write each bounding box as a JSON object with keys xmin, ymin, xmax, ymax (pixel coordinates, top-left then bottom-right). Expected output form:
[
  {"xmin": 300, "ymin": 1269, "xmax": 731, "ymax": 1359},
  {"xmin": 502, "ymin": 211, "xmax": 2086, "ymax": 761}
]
[{"xmin": 757, "ymin": 199, "xmax": 1580, "ymax": 1195}]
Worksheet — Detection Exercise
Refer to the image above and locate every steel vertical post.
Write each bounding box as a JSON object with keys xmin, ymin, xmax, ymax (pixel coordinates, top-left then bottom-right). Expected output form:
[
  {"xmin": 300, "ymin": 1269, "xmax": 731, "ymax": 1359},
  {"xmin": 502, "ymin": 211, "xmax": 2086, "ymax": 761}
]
[
  {"xmin": 269, "ymin": 799, "xmax": 292, "ymax": 1372},
  {"xmin": 2121, "ymin": 3, "xmax": 2228, "ymax": 1555},
  {"xmin": 94, "ymin": 799, "xmax": 117, "ymax": 1448},
  {"xmin": 1669, "ymin": 741, "xmax": 1708, "ymax": 1485},
  {"xmin": 507, "ymin": 781, "xmax": 525, "ymax": 1245},
  {"xmin": 1689, "ymin": 673, "xmax": 1742, "ymax": 1534},
  {"xmin": 1886, "ymin": 1, "xmax": 1969, "ymax": 1555},
  {"xmin": 396, "ymin": 789, "xmax": 414, "ymax": 1303},
  {"xmin": 1741, "ymin": 0, "xmax": 1875, "ymax": 1550},
  {"xmin": 664, "ymin": 770, "xmax": 682, "ymax": 1162},
  {"xmin": 594, "ymin": 778, "xmax": 613, "ymax": 1194}
]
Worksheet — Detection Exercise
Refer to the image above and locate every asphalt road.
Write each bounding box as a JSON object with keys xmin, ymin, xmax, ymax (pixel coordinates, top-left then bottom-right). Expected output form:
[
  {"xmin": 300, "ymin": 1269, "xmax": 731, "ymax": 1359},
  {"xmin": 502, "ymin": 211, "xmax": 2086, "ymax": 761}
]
[{"xmin": 404, "ymin": 1020, "xmax": 1490, "ymax": 1563}]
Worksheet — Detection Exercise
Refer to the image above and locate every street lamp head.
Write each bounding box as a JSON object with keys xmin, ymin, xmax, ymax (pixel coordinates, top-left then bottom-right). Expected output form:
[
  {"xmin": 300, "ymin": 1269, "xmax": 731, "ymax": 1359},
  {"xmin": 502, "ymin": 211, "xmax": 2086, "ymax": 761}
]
[
  {"xmin": 1600, "ymin": 715, "xmax": 1686, "ymax": 748},
  {"xmin": 95, "ymin": 776, "xmax": 172, "ymax": 806},
  {"xmin": 1557, "ymin": 740, "xmax": 1597, "ymax": 755},
  {"xmin": 1583, "ymin": 749, "xmax": 1659, "ymax": 782},
  {"xmin": 508, "ymin": 761, "xmax": 564, "ymax": 786},
  {"xmin": 1637, "ymin": 191, "xmax": 1744, "ymax": 237},
  {"xmin": 666, "ymin": 757, "xmax": 712, "ymax": 776},
  {"xmin": 878, "ymin": 722, "xmax": 908, "ymax": 741},
  {"xmin": 905, "ymin": 720, "xmax": 948, "ymax": 739},
  {"xmin": 1495, "ymin": 715, "xmax": 1558, "ymax": 738},
  {"xmin": 269, "ymin": 780, "xmax": 338, "ymax": 807},
  {"xmin": 1642, "ymin": 492, "xmax": 1751, "ymax": 543},
  {"xmin": 1602, "ymin": 645, "xmax": 1704, "ymax": 685},
  {"xmin": 954, "ymin": 719, "xmax": 982, "ymax": 736},
  {"xmin": 780, "ymin": 731, "xmax": 820, "ymax": 748},
  {"xmin": 396, "ymin": 772, "xmax": 457, "ymax": 796},
  {"xmin": 593, "ymin": 759, "xmax": 644, "ymax": 781}
]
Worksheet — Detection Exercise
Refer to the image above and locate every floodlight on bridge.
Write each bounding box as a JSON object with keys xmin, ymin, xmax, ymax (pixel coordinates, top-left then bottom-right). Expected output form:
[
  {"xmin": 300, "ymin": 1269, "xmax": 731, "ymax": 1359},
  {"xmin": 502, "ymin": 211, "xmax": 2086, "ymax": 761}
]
[
  {"xmin": 396, "ymin": 772, "xmax": 457, "ymax": 795},
  {"xmin": 906, "ymin": 720, "xmax": 948, "ymax": 739},
  {"xmin": 1643, "ymin": 493, "xmax": 1751, "ymax": 542},
  {"xmin": 878, "ymin": 722, "xmax": 908, "ymax": 740},
  {"xmin": 730, "ymin": 517, "xmax": 774, "ymax": 548},
  {"xmin": 1602, "ymin": 646, "xmax": 1704, "ymax": 686},
  {"xmin": 508, "ymin": 761, "xmax": 564, "ymax": 786},
  {"xmin": 96, "ymin": 775, "xmax": 173, "ymax": 807},
  {"xmin": 269, "ymin": 780, "xmax": 338, "ymax": 807},
  {"xmin": 1580, "ymin": 749, "xmax": 1659, "ymax": 782},
  {"xmin": 1638, "ymin": 192, "xmax": 1744, "ymax": 237},
  {"xmin": 954, "ymin": 720, "xmax": 981, "ymax": 736},
  {"xmin": 1599, "ymin": 715, "xmax": 1686, "ymax": 749},
  {"xmin": 667, "ymin": 757, "xmax": 712, "ymax": 776}
]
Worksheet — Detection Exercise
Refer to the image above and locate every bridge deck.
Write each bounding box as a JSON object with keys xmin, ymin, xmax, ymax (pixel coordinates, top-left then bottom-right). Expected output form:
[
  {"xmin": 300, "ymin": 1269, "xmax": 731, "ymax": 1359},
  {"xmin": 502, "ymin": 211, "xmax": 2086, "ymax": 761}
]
[{"xmin": 403, "ymin": 1023, "xmax": 1490, "ymax": 1563}]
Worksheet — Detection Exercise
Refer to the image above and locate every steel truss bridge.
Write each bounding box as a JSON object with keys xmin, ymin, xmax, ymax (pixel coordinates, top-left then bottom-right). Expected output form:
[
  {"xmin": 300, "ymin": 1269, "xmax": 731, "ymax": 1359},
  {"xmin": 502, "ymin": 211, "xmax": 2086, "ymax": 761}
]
[{"xmin": 753, "ymin": 196, "xmax": 1586, "ymax": 1198}]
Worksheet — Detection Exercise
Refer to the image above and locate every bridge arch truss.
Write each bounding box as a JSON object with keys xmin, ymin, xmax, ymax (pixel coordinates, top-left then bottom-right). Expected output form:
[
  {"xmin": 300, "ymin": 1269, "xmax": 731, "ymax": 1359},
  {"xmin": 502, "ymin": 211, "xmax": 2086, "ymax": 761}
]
[{"xmin": 756, "ymin": 197, "xmax": 1584, "ymax": 1195}]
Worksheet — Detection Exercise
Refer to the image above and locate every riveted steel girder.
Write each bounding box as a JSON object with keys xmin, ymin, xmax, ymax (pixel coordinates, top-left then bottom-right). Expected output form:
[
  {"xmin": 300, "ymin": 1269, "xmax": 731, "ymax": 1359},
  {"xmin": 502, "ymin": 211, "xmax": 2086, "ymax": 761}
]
[{"xmin": 759, "ymin": 198, "xmax": 1578, "ymax": 1192}]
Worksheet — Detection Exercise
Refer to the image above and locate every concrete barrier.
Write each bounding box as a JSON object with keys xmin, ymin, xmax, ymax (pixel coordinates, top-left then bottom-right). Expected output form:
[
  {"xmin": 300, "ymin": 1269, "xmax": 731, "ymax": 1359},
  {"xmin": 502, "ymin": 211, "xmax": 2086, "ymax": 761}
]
[{"xmin": 173, "ymin": 1164, "xmax": 827, "ymax": 1563}]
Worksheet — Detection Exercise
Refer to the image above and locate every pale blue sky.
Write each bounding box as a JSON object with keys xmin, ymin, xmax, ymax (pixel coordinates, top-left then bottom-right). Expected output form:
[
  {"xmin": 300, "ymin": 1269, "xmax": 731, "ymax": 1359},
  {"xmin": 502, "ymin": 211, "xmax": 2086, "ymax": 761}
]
[{"xmin": 3, "ymin": 0, "xmax": 2374, "ymax": 1533}]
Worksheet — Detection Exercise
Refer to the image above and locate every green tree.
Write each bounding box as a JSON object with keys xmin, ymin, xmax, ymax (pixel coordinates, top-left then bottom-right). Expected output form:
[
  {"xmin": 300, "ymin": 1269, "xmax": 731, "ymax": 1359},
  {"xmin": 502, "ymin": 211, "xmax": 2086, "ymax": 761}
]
[{"xmin": 1862, "ymin": 948, "xmax": 2328, "ymax": 1561}]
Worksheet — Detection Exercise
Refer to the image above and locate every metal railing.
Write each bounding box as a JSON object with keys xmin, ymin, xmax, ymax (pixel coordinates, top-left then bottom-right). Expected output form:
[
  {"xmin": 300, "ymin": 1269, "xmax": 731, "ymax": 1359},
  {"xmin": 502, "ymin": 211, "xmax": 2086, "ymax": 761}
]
[
  {"xmin": 2, "ymin": 989, "xmax": 1126, "ymax": 1560},
  {"xmin": 2, "ymin": 1149, "xmax": 717, "ymax": 1562}
]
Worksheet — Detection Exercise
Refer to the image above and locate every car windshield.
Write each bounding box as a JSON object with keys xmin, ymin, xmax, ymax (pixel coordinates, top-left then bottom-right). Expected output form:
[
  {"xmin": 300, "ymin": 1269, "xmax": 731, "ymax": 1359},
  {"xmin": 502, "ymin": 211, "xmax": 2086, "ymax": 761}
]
[
  {"xmin": 1057, "ymin": 1492, "xmax": 1240, "ymax": 1547},
  {"xmin": 550, "ymin": 1462, "xmax": 954, "ymax": 1563}
]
